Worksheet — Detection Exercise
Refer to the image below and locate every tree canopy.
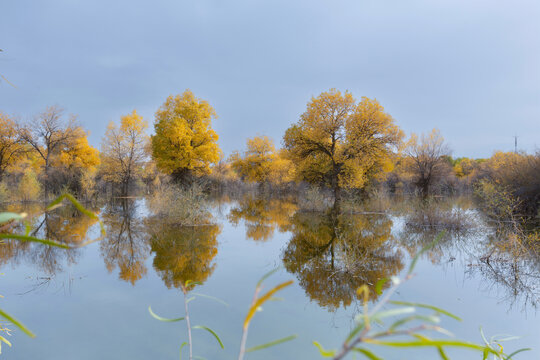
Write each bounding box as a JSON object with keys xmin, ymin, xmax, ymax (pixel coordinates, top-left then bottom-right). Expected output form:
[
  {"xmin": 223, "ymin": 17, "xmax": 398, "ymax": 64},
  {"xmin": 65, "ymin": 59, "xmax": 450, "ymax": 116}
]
[
  {"xmin": 283, "ymin": 89, "xmax": 403, "ymax": 204},
  {"xmin": 151, "ymin": 90, "xmax": 221, "ymax": 181}
]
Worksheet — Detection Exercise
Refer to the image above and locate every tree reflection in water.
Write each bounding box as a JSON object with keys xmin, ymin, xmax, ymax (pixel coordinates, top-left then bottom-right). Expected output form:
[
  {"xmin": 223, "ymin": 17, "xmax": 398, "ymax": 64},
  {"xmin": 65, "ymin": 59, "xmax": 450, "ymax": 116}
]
[
  {"xmin": 0, "ymin": 203, "xmax": 98, "ymax": 276},
  {"xmin": 148, "ymin": 218, "xmax": 221, "ymax": 290},
  {"xmin": 228, "ymin": 195, "xmax": 297, "ymax": 241},
  {"xmin": 282, "ymin": 208, "xmax": 403, "ymax": 311},
  {"xmin": 100, "ymin": 199, "xmax": 150, "ymax": 285}
]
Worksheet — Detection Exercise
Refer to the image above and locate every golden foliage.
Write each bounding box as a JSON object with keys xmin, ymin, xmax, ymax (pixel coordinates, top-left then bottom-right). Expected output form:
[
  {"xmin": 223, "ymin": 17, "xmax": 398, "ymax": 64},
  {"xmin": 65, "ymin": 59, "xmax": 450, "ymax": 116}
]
[
  {"xmin": 151, "ymin": 90, "xmax": 221, "ymax": 178},
  {"xmin": 17, "ymin": 169, "xmax": 42, "ymax": 201},
  {"xmin": 100, "ymin": 110, "xmax": 149, "ymax": 192},
  {"xmin": 228, "ymin": 195, "xmax": 297, "ymax": 241},
  {"xmin": 0, "ymin": 112, "xmax": 24, "ymax": 180},
  {"xmin": 229, "ymin": 136, "xmax": 295, "ymax": 185},
  {"xmin": 282, "ymin": 210, "xmax": 403, "ymax": 310},
  {"xmin": 149, "ymin": 221, "xmax": 221, "ymax": 289},
  {"xmin": 283, "ymin": 89, "xmax": 403, "ymax": 193},
  {"xmin": 57, "ymin": 127, "xmax": 100, "ymax": 172}
]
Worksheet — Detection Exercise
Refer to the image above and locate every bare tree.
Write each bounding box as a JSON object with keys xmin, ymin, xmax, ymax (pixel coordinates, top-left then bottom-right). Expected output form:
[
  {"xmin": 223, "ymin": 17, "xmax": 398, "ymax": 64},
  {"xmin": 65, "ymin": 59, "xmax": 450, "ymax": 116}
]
[
  {"xmin": 404, "ymin": 128, "xmax": 451, "ymax": 196},
  {"xmin": 20, "ymin": 106, "xmax": 80, "ymax": 192},
  {"xmin": 100, "ymin": 110, "xmax": 149, "ymax": 196}
]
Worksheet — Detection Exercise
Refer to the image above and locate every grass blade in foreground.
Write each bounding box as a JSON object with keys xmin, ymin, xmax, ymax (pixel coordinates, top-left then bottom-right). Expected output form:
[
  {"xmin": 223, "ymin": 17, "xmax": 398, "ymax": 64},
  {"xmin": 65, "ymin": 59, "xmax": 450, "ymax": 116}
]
[
  {"xmin": 148, "ymin": 306, "xmax": 185, "ymax": 322},
  {"xmin": 0, "ymin": 309, "xmax": 35, "ymax": 338},
  {"xmin": 246, "ymin": 335, "xmax": 297, "ymax": 353}
]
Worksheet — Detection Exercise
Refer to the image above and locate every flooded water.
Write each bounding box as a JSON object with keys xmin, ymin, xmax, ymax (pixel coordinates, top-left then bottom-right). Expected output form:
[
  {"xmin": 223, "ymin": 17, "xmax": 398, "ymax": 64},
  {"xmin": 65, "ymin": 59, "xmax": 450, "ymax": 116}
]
[{"xmin": 1, "ymin": 196, "xmax": 538, "ymax": 359}]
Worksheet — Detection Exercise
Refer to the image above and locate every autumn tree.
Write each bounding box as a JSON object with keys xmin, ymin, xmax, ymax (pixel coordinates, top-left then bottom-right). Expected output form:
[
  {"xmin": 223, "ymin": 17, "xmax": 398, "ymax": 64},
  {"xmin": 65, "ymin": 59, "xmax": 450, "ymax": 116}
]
[
  {"xmin": 229, "ymin": 135, "xmax": 294, "ymax": 186},
  {"xmin": 403, "ymin": 128, "xmax": 452, "ymax": 196},
  {"xmin": 151, "ymin": 90, "xmax": 221, "ymax": 183},
  {"xmin": 21, "ymin": 106, "xmax": 99, "ymax": 194},
  {"xmin": 284, "ymin": 89, "xmax": 403, "ymax": 207},
  {"xmin": 100, "ymin": 110, "xmax": 149, "ymax": 196},
  {"xmin": 0, "ymin": 112, "xmax": 24, "ymax": 181}
]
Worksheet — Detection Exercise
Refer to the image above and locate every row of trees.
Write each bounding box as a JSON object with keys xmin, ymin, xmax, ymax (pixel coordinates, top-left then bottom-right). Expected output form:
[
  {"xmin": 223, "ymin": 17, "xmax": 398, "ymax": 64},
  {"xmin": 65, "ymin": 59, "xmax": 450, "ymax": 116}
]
[
  {"xmin": 1, "ymin": 88, "xmax": 536, "ymax": 216},
  {"xmin": 0, "ymin": 90, "xmax": 222, "ymax": 200}
]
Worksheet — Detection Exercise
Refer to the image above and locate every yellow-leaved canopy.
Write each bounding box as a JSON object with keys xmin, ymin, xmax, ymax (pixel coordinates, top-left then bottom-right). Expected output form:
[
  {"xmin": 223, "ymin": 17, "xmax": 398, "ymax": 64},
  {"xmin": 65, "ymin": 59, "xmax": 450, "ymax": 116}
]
[
  {"xmin": 151, "ymin": 90, "xmax": 221, "ymax": 181},
  {"xmin": 229, "ymin": 136, "xmax": 294, "ymax": 185},
  {"xmin": 283, "ymin": 89, "xmax": 403, "ymax": 204}
]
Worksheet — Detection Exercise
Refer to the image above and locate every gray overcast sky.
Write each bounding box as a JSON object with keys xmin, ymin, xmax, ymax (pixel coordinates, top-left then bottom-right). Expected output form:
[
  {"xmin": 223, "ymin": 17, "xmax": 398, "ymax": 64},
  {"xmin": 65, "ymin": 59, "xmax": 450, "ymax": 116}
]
[{"xmin": 1, "ymin": 0, "xmax": 538, "ymax": 158}]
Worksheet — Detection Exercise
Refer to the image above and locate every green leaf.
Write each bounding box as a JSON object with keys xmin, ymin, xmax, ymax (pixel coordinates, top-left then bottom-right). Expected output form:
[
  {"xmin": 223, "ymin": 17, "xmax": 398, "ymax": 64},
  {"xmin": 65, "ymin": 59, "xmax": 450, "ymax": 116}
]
[
  {"xmin": 246, "ymin": 334, "xmax": 297, "ymax": 352},
  {"xmin": 437, "ymin": 346, "xmax": 449, "ymax": 360},
  {"xmin": 0, "ymin": 308, "xmax": 35, "ymax": 338},
  {"xmin": 506, "ymin": 348, "xmax": 531, "ymax": 359},
  {"xmin": 408, "ymin": 231, "xmax": 445, "ymax": 274},
  {"xmin": 46, "ymin": 193, "xmax": 105, "ymax": 235},
  {"xmin": 193, "ymin": 325, "xmax": 224, "ymax": 349},
  {"xmin": 345, "ymin": 323, "xmax": 365, "ymax": 344},
  {"xmin": 362, "ymin": 307, "xmax": 415, "ymax": 323},
  {"xmin": 256, "ymin": 268, "xmax": 280, "ymax": 287},
  {"xmin": 375, "ymin": 278, "xmax": 389, "ymax": 295},
  {"xmin": 389, "ymin": 301, "xmax": 461, "ymax": 321},
  {"xmin": 388, "ymin": 314, "xmax": 440, "ymax": 331},
  {"xmin": 352, "ymin": 347, "xmax": 382, "ymax": 360},
  {"xmin": 148, "ymin": 306, "xmax": 185, "ymax": 322},
  {"xmin": 179, "ymin": 342, "xmax": 187, "ymax": 360},
  {"xmin": 364, "ymin": 339, "xmax": 498, "ymax": 355},
  {"xmin": 0, "ymin": 335, "xmax": 12, "ymax": 347},
  {"xmin": 0, "ymin": 212, "xmax": 25, "ymax": 224},
  {"xmin": 313, "ymin": 341, "xmax": 336, "ymax": 357},
  {"xmin": 191, "ymin": 293, "xmax": 229, "ymax": 306},
  {"xmin": 0, "ymin": 233, "xmax": 69, "ymax": 248}
]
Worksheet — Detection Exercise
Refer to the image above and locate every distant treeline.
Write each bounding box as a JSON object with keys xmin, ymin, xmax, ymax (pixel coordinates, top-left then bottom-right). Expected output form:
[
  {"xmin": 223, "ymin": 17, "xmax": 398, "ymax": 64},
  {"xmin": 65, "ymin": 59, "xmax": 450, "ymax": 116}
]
[{"xmin": 1, "ymin": 89, "xmax": 538, "ymax": 220}]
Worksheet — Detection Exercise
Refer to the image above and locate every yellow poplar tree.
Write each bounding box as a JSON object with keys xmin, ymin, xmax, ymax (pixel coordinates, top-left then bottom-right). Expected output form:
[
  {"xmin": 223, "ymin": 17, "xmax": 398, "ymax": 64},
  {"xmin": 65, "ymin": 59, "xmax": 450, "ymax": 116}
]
[
  {"xmin": 151, "ymin": 90, "xmax": 221, "ymax": 181},
  {"xmin": 284, "ymin": 89, "xmax": 403, "ymax": 205}
]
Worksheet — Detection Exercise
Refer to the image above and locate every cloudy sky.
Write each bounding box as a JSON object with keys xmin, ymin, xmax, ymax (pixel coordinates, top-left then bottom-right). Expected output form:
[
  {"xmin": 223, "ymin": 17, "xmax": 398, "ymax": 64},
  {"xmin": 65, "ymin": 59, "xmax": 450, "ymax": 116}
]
[{"xmin": 1, "ymin": 0, "xmax": 538, "ymax": 158}]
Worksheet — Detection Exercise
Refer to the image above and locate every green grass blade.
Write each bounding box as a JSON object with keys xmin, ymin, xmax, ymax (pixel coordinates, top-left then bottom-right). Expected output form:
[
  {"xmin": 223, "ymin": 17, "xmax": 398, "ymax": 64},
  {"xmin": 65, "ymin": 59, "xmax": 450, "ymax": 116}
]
[
  {"xmin": 389, "ymin": 301, "xmax": 461, "ymax": 321},
  {"xmin": 0, "ymin": 308, "xmax": 35, "ymax": 338},
  {"xmin": 437, "ymin": 346, "xmax": 450, "ymax": 360},
  {"xmin": 0, "ymin": 335, "xmax": 12, "ymax": 348},
  {"xmin": 352, "ymin": 348, "xmax": 382, "ymax": 360},
  {"xmin": 193, "ymin": 325, "xmax": 224, "ymax": 349},
  {"xmin": 179, "ymin": 341, "xmax": 187, "ymax": 360},
  {"xmin": 345, "ymin": 323, "xmax": 365, "ymax": 343},
  {"xmin": 313, "ymin": 341, "xmax": 336, "ymax": 357},
  {"xmin": 364, "ymin": 339, "xmax": 498, "ymax": 355},
  {"xmin": 246, "ymin": 335, "xmax": 297, "ymax": 353},
  {"xmin": 364, "ymin": 307, "xmax": 415, "ymax": 323},
  {"xmin": 148, "ymin": 306, "xmax": 185, "ymax": 322},
  {"xmin": 0, "ymin": 233, "xmax": 70, "ymax": 248},
  {"xmin": 191, "ymin": 293, "xmax": 229, "ymax": 306},
  {"xmin": 408, "ymin": 231, "xmax": 445, "ymax": 275},
  {"xmin": 256, "ymin": 268, "xmax": 280, "ymax": 287},
  {"xmin": 506, "ymin": 348, "xmax": 531, "ymax": 359},
  {"xmin": 388, "ymin": 314, "xmax": 440, "ymax": 331}
]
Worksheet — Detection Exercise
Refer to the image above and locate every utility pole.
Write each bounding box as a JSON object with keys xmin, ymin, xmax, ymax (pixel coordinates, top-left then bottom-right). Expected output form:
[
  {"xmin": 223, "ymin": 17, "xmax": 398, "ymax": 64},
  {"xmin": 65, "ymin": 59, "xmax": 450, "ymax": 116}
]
[{"xmin": 513, "ymin": 134, "xmax": 518, "ymax": 153}]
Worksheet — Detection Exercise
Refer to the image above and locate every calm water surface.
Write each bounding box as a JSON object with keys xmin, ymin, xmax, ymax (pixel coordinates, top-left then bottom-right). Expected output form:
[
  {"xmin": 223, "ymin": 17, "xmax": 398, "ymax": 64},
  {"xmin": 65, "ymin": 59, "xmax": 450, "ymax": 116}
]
[{"xmin": 1, "ymin": 196, "xmax": 538, "ymax": 359}]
